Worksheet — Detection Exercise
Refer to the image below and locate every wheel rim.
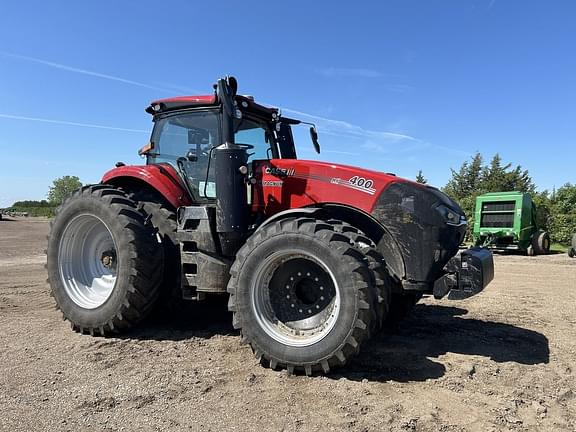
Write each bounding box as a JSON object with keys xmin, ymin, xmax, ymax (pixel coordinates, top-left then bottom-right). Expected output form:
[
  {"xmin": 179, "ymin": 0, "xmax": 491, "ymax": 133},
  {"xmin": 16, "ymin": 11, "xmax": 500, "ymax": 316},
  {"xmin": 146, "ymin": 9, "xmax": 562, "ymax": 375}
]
[
  {"xmin": 251, "ymin": 250, "xmax": 340, "ymax": 347},
  {"xmin": 58, "ymin": 214, "xmax": 118, "ymax": 309}
]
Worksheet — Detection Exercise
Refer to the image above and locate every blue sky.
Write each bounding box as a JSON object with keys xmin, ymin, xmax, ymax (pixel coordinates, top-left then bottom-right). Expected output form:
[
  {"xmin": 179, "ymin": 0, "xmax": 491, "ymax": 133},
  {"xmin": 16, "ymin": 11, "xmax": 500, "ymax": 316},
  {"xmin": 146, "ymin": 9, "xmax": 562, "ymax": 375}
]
[{"xmin": 1, "ymin": 1, "xmax": 574, "ymax": 207}]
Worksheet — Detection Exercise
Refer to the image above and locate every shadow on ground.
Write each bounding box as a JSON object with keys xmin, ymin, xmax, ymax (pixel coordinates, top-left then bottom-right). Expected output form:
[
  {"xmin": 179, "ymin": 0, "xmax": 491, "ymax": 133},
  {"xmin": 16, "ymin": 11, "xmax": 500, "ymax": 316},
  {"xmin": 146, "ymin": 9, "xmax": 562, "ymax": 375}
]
[
  {"xmin": 120, "ymin": 296, "xmax": 236, "ymax": 342},
  {"xmin": 119, "ymin": 301, "xmax": 549, "ymax": 383},
  {"xmin": 493, "ymin": 249, "xmax": 565, "ymax": 256},
  {"xmin": 336, "ymin": 304, "xmax": 549, "ymax": 382}
]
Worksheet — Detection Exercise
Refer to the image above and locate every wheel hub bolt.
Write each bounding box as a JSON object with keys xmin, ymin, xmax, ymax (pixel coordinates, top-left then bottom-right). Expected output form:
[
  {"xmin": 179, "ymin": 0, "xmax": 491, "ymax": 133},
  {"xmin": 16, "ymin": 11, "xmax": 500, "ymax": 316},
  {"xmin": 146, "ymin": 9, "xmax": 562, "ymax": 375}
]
[{"xmin": 101, "ymin": 252, "xmax": 115, "ymax": 268}]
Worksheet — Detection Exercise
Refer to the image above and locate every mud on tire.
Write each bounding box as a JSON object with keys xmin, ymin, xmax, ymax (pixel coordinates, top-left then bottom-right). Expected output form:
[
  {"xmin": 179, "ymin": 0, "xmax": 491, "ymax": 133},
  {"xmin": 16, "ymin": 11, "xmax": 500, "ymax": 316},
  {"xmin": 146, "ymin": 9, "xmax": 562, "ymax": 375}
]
[
  {"xmin": 46, "ymin": 185, "xmax": 163, "ymax": 335},
  {"xmin": 227, "ymin": 217, "xmax": 374, "ymax": 375}
]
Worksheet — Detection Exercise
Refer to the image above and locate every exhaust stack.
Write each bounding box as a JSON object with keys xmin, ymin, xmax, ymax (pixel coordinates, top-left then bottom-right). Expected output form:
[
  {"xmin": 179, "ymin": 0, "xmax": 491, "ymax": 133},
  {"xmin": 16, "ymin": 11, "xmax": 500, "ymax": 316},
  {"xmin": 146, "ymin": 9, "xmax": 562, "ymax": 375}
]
[{"xmin": 214, "ymin": 76, "xmax": 249, "ymax": 255}]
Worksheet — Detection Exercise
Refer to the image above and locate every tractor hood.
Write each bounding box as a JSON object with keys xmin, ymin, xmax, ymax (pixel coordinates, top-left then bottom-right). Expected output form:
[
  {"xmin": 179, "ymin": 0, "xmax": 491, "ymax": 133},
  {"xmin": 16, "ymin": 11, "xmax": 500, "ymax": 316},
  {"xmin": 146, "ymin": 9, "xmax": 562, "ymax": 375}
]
[{"xmin": 252, "ymin": 158, "xmax": 463, "ymax": 218}]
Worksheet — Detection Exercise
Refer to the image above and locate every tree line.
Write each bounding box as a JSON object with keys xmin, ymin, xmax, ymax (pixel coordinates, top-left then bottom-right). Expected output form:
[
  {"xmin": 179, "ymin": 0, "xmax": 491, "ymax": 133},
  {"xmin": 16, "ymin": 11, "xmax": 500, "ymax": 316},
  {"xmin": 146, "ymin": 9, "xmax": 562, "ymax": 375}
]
[
  {"xmin": 6, "ymin": 176, "xmax": 82, "ymax": 217},
  {"xmin": 418, "ymin": 152, "xmax": 576, "ymax": 244}
]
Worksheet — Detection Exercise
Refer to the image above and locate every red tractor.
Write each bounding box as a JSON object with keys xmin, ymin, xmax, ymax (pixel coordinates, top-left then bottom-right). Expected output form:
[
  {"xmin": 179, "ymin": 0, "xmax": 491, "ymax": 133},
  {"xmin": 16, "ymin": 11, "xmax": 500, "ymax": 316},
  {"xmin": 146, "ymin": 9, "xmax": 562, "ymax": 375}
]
[{"xmin": 47, "ymin": 76, "xmax": 494, "ymax": 374}]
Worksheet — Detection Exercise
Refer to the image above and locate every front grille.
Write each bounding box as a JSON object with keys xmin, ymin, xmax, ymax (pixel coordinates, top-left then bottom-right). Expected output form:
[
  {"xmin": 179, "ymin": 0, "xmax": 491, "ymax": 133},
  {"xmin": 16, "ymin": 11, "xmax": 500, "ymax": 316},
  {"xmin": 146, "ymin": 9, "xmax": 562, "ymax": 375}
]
[{"xmin": 480, "ymin": 213, "xmax": 514, "ymax": 228}]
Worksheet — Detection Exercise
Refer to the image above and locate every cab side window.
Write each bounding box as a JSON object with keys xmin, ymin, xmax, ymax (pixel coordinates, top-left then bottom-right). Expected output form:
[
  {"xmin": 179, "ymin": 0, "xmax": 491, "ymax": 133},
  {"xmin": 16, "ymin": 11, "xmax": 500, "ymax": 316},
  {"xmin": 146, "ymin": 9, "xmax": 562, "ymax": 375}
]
[
  {"xmin": 235, "ymin": 119, "xmax": 276, "ymax": 162},
  {"xmin": 150, "ymin": 110, "xmax": 220, "ymax": 200}
]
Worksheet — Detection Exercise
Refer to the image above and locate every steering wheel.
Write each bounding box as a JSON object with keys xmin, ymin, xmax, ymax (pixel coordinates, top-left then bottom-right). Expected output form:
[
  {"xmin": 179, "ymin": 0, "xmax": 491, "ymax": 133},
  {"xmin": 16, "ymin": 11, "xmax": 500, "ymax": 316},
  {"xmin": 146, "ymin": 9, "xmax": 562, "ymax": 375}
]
[{"xmin": 235, "ymin": 143, "xmax": 254, "ymax": 150}]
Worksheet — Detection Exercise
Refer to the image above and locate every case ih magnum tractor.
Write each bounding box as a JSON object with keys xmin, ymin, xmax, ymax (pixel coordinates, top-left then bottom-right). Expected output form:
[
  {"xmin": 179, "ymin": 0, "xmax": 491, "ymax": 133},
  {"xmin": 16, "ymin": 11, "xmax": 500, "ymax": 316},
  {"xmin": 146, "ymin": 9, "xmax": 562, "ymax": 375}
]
[{"xmin": 47, "ymin": 76, "xmax": 494, "ymax": 375}]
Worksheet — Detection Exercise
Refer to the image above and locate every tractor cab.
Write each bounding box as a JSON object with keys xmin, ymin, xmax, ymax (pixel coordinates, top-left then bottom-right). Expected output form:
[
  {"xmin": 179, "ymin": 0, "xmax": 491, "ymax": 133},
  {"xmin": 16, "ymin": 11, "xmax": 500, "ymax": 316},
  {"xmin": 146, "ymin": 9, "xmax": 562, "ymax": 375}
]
[{"xmin": 143, "ymin": 90, "xmax": 300, "ymax": 203}]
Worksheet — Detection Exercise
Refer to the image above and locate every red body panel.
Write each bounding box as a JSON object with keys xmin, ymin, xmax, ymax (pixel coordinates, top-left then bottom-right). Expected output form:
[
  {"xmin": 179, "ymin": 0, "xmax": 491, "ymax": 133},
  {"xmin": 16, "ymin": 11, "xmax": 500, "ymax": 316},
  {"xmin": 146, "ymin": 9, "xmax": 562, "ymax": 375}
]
[
  {"xmin": 101, "ymin": 164, "xmax": 192, "ymax": 209},
  {"xmin": 252, "ymin": 159, "xmax": 414, "ymax": 215},
  {"xmin": 151, "ymin": 95, "xmax": 216, "ymax": 105}
]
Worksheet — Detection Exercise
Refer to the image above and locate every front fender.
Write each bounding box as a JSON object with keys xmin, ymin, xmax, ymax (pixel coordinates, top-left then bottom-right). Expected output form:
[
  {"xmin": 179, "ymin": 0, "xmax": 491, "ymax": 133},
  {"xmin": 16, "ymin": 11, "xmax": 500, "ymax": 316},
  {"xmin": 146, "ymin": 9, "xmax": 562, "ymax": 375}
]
[
  {"xmin": 254, "ymin": 204, "xmax": 406, "ymax": 281},
  {"xmin": 101, "ymin": 164, "xmax": 192, "ymax": 208}
]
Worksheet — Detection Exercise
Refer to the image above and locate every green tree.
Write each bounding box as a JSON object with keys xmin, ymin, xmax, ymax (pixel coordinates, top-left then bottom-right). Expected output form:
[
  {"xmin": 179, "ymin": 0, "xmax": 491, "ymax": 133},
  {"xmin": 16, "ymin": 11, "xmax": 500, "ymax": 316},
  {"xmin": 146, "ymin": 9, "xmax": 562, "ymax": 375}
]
[
  {"xmin": 548, "ymin": 183, "xmax": 576, "ymax": 243},
  {"xmin": 47, "ymin": 176, "xmax": 82, "ymax": 206},
  {"xmin": 415, "ymin": 170, "xmax": 427, "ymax": 184},
  {"xmin": 442, "ymin": 152, "xmax": 484, "ymax": 238},
  {"xmin": 443, "ymin": 152, "xmax": 483, "ymax": 201},
  {"xmin": 12, "ymin": 200, "xmax": 53, "ymax": 208},
  {"xmin": 531, "ymin": 191, "xmax": 551, "ymax": 232},
  {"xmin": 481, "ymin": 154, "xmax": 535, "ymax": 193}
]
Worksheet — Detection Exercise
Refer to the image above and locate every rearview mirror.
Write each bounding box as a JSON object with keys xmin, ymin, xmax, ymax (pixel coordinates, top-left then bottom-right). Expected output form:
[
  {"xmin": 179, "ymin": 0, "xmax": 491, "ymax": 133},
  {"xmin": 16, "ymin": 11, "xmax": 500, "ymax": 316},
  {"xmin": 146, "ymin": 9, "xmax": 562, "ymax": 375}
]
[
  {"xmin": 310, "ymin": 127, "xmax": 320, "ymax": 154},
  {"xmin": 138, "ymin": 142, "xmax": 154, "ymax": 157}
]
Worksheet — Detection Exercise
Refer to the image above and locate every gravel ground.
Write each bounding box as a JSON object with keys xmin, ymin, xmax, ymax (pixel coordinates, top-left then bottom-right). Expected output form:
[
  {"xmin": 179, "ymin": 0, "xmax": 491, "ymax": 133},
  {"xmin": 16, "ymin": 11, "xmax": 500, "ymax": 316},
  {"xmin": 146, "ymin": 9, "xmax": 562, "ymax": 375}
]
[{"xmin": 0, "ymin": 217, "xmax": 575, "ymax": 432}]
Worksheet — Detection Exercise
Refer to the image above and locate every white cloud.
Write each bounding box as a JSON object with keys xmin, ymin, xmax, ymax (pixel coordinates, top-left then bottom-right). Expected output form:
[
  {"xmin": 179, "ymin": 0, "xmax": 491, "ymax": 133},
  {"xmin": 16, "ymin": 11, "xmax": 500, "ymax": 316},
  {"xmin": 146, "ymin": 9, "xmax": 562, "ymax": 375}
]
[
  {"xmin": 0, "ymin": 51, "xmax": 178, "ymax": 93},
  {"xmin": 280, "ymin": 107, "xmax": 471, "ymax": 158},
  {"xmin": 0, "ymin": 113, "xmax": 148, "ymax": 133}
]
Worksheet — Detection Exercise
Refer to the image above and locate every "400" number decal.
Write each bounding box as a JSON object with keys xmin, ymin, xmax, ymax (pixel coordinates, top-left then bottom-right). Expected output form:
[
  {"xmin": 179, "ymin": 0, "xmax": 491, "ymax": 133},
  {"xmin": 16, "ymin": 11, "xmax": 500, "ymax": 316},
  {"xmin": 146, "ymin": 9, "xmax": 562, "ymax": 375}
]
[{"xmin": 349, "ymin": 176, "xmax": 374, "ymax": 189}]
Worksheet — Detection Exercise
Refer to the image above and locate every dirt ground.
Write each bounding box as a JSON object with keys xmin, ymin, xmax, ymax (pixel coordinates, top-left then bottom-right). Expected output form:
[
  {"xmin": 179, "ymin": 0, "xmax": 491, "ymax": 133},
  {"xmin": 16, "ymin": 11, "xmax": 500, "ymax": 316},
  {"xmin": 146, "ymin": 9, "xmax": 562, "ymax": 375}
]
[{"xmin": 0, "ymin": 218, "xmax": 575, "ymax": 432}]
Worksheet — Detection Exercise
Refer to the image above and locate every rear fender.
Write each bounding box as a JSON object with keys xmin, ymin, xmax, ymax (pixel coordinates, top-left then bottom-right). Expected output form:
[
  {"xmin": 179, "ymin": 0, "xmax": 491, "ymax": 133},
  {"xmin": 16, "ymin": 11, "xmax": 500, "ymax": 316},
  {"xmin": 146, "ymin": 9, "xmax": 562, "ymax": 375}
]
[{"xmin": 101, "ymin": 164, "xmax": 192, "ymax": 209}]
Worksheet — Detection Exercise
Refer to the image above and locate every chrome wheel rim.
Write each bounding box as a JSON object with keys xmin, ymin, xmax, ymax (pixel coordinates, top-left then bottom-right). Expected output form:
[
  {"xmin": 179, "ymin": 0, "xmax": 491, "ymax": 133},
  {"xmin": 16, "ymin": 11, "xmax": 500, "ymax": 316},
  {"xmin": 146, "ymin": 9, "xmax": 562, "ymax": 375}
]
[
  {"xmin": 251, "ymin": 250, "xmax": 340, "ymax": 347},
  {"xmin": 58, "ymin": 214, "xmax": 117, "ymax": 309}
]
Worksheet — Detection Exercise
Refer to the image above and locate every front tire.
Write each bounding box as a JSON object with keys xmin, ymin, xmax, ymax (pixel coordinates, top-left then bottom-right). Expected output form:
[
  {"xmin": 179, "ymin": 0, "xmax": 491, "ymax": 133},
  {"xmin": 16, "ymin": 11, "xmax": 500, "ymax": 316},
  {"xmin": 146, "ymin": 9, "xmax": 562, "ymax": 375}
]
[
  {"xmin": 47, "ymin": 185, "xmax": 163, "ymax": 335},
  {"xmin": 227, "ymin": 217, "xmax": 373, "ymax": 375}
]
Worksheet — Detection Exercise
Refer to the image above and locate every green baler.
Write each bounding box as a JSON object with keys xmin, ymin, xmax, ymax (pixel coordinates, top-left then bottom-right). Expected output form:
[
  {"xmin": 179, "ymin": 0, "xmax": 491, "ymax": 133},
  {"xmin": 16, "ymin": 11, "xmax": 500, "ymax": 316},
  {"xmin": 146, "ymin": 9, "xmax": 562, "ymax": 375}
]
[{"xmin": 473, "ymin": 191, "xmax": 550, "ymax": 255}]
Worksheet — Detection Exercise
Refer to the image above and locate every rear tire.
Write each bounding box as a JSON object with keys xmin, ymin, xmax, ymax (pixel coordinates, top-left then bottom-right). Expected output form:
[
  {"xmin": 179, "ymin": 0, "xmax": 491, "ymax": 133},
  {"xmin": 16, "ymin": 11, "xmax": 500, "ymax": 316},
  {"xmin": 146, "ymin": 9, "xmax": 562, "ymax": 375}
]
[
  {"xmin": 47, "ymin": 185, "xmax": 163, "ymax": 335},
  {"xmin": 124, "ymin": 189, "xmax": 185, "ymax": 315},
  {"xmin": 227, "ymin": 217, "xmax": 374, "ymax": 375},
  {"xmin": 569, "ymin": 248, "xmax": 575, "ymax": 258}
]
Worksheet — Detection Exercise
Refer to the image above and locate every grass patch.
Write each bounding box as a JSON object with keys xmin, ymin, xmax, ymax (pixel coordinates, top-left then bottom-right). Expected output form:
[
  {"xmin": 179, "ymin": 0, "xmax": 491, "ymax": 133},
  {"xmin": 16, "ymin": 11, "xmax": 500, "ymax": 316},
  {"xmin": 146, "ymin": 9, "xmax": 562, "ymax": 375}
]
[{"xmin": 551, "ymin": 243, "xmax": 568, "ymax": 253}]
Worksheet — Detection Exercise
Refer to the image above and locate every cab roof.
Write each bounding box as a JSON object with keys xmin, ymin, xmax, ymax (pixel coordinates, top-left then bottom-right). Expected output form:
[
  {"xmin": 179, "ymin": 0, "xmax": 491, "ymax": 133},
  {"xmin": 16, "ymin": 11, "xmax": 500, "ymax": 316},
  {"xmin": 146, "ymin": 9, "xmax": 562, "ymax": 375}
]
[{"xmin": 146, "ymin": 94, "xmax": 279, "ymax": 119}]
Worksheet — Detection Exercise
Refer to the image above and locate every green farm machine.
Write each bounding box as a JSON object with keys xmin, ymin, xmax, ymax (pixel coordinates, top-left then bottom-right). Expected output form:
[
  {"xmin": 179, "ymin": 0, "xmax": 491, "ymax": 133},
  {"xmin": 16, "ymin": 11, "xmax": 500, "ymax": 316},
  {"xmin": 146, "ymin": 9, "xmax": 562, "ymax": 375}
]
[{"xmin": 473, "ymin": 191, "xmax": 550, "ymax": 255}]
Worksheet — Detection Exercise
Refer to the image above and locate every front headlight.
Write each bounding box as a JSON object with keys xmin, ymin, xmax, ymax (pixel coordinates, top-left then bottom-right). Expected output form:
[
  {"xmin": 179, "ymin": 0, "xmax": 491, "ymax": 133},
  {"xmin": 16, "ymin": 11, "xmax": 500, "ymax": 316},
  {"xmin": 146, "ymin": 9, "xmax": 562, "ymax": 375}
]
[{"xmin": 436, "ymin": 204, "xmax": 467, "ymax": 226}]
